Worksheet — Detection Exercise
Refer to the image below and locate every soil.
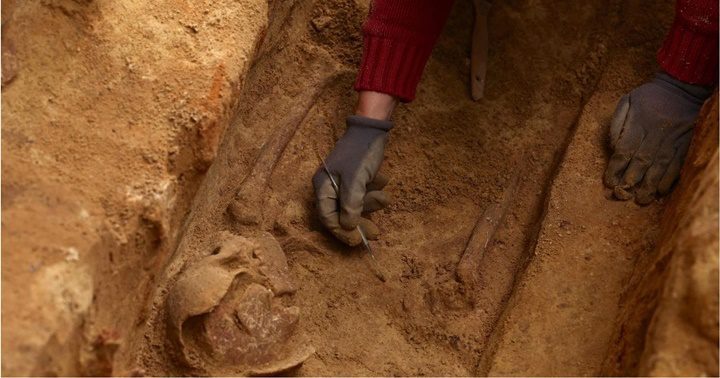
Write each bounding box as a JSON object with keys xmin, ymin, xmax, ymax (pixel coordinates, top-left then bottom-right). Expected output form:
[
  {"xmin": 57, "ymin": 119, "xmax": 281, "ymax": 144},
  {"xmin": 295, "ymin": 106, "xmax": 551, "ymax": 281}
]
[
  {"xmin": 478, "ymin": 23, "xmax": 670, "ymax": 373},
  {"xmin": 3, "ymin": 0, "xmax": 703, "ymax": 376}
]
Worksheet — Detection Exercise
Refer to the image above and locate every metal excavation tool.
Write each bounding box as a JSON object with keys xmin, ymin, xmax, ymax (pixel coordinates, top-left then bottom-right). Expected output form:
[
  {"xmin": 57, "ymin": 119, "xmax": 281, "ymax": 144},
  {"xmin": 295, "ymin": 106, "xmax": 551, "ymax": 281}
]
[{"xmin": 319, "ymin": 157, "xmax": 378, "ymax": 262}]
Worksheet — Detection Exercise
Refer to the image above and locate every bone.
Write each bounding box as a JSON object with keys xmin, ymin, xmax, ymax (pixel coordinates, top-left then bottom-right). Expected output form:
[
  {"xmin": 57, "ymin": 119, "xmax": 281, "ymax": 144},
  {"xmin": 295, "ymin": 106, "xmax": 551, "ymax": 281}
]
[
  {"xmin": 165, "ymin": 232, "xmax": 312, "ymax": 375},
  {"xmin": 254, "ymin": 233, "xmax": 297, "ymax": 295},
  {"xmin": 200, "ymin": 283, "xmax": 310, "ymax": 371},
  {"xmin": 457, "ymin": 168, "xmax": 521, "ymax": 291},
  {"xmin": 162, "ymin": 55, "xmax": 341, "ymax": 375},
  {"xmin": 165, "ymin": 234, "xmax": 253, "ymax": 351},
  {"xmin": 228, "ymin": 74, "xmax": 334, "ymax": 227}
]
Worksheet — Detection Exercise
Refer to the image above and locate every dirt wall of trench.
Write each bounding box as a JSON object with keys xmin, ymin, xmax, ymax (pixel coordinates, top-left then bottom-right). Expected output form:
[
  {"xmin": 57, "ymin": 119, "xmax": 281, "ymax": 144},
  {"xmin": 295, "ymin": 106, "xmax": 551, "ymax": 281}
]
[
  {"xmin": 1, "ymin": 0, "xmax": 279, "ymax": 375},
  {"xmin": 603, "ymin": 95, "xmax": 719, "ymax": 376}
]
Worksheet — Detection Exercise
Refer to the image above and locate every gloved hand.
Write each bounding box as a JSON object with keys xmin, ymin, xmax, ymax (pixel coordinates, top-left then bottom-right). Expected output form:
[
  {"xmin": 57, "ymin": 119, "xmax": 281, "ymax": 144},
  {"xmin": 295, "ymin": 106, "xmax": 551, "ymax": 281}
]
[
  {"xmin": 604, "ymin": 72, "xmax": 712, "ymax": 205},
  {"xmin": 313, "ymin": 115, "xmax": 393, "ymax": 246}
]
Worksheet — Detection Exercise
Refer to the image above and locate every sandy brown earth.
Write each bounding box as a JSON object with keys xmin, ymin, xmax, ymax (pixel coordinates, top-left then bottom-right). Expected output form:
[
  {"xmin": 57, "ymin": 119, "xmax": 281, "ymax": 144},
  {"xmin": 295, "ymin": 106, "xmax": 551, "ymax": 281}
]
[
  {"xmin": 2, "ymin": 0, "xmax": 717, "ymax": 376},
  {"xmin": 2, "ymin": 0, "xmax": 270, "ymax": 374}
]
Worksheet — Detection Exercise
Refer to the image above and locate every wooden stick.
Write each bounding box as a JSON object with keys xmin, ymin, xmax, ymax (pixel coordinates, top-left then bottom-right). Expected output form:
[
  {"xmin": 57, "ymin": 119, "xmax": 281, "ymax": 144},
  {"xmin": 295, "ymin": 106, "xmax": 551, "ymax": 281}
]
[{"xmin": 470, "ymin": 0, "xmax": 491, "ymax": 101}]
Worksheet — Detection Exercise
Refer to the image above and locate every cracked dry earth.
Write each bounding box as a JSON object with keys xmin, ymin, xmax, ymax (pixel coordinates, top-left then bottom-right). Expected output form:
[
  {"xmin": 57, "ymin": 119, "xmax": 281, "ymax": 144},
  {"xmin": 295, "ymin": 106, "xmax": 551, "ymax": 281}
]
[{"xmin": 5, "ymin": 0, "xmax": 708, "ymax": 376}]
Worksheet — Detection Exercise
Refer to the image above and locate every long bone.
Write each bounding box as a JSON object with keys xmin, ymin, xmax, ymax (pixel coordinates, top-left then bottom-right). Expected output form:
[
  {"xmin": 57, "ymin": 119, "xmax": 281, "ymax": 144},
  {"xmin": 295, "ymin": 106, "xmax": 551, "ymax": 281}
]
[{"xmin": 457, "ymin": 166, "xmax": 520, "ymax": 292}]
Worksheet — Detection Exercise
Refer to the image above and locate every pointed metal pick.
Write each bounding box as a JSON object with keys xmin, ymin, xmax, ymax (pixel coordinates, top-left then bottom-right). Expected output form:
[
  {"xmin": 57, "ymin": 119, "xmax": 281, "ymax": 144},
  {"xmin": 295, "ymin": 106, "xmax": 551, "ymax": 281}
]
[{"xmin": 319, "ymin": 156, "xmax": 377, "ymax": 261}]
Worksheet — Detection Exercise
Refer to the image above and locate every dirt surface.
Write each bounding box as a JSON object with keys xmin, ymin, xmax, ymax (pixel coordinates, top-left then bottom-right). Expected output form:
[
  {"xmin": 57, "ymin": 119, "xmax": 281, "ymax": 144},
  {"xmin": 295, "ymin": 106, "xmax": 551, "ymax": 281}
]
[
  {"xmin": 2, "ymin": 0, "xmax": 708, "ymax": 376},
  {"xmin": 478, "ymin": 14, "xmax": 671, "ymax": 371}
]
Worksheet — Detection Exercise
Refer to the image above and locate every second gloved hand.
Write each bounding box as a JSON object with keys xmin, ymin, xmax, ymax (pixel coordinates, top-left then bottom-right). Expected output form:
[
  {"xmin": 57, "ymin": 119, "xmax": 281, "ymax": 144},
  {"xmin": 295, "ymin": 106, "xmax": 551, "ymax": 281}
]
[
  {"xmin": 604, "ymin": 72, "xmax": 712, "ymax": 204},
  {"xmin": 313, "ymin": 115, "xmax": 393, "ymax": 246}
]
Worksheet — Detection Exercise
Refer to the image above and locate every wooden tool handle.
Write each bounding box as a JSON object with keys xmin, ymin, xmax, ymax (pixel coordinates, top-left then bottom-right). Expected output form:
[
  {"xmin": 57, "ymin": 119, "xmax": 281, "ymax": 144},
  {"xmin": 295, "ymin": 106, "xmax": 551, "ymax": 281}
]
[{"xmin": 471, "ymin": 0, "xmax": 491, "ymax": 101}]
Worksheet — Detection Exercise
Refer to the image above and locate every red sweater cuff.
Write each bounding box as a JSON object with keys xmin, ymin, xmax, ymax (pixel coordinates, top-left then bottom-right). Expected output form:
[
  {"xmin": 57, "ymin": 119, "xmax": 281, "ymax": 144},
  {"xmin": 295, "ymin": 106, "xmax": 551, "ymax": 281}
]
[
  {"xmin": 353, "ymin": 0, "xmax": 454, "ymax": 102},
  {"xmin": 354, "ymin": 35, "xmax": 434, "ymax": 102},
  {"xmin": 657, "ymin": 0, "xmax": 718, "ymax": 85}
]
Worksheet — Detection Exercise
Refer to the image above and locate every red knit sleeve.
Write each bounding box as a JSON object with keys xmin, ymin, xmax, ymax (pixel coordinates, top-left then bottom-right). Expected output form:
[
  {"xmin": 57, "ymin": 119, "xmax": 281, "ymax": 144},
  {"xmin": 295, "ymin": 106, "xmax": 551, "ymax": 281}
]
[
  {"xmin": 657, "ymin": 0, "xmax": 718, "ymax": 85},
  {"xmin": 354, "ymin": 0, "xmax": 455, "ymax": 102}
]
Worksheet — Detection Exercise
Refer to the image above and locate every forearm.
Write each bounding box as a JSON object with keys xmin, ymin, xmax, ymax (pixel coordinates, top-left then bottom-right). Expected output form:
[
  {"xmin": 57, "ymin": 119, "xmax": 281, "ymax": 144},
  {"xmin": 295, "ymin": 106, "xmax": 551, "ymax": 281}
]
[
  {"xmin": 354, "ymin": 0, "xmax": 455, "ymax": 102},
  {"xmin": 356, "ymin": 91, "xmax": 397, "ymax": 121}
]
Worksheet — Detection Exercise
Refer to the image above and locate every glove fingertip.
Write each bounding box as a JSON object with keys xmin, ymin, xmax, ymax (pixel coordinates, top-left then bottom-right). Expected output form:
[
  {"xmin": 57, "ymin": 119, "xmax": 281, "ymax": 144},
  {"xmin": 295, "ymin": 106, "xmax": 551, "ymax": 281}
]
[
  {"xmin": 613, "ymin": 185, "xmax": 634, "ymax": 201},
  {"xmin": 604, "ymin": 166, "xmax": 619, "ymax": 188},
  {"xmin": 367, "ymin": 173, "xmax": 390, "ymax": 191},
  {"xmin": 657, "ymin": 175, "xmax": 677, "ymax": 196},
  {"xmin": 335, "ymin": 231, "xmax": 362, "ymax": 247},
  {"xmin": 605, "ymin": 152, "xmax": 633, "ymax": 188},
  {"xmin": 358, "ymin": 218, "xmax": 381, "ymax": 240},
  {"xmin": 362, "ymin": 190, "xmax": 391, "ymax": 213},
  {"xmin": 635, "ymin": 190, "xmax": 656, "ymax": 206},
  {"xmin": 339, "ymin": 211, "xmax": 361, "ymax": 230}
]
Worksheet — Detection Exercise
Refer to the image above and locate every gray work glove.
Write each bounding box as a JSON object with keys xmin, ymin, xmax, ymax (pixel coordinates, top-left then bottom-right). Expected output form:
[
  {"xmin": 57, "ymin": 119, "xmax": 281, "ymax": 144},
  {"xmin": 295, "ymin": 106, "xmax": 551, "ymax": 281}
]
[
  {"xmin": 313, "ymin": 115, "xmax": 393, "ymax": 246},
  {"xmin": 604, "ymin": 72, "xmax": 712, "ymax": 205}
]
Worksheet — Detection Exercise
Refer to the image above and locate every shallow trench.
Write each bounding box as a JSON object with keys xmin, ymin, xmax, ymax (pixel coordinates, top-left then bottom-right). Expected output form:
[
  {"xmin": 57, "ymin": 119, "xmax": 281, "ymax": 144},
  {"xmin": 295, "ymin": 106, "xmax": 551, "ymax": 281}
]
[{"xmin": 120, "ymin": 0, "xmax": 674, "ymax": 375}]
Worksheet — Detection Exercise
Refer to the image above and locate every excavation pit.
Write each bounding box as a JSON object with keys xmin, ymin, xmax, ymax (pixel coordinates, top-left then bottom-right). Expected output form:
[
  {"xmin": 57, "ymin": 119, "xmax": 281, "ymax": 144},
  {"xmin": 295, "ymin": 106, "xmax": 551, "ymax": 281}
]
[{"xmin": 2, "ymin": 0, "xmax": 717, "ymax": 376}]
